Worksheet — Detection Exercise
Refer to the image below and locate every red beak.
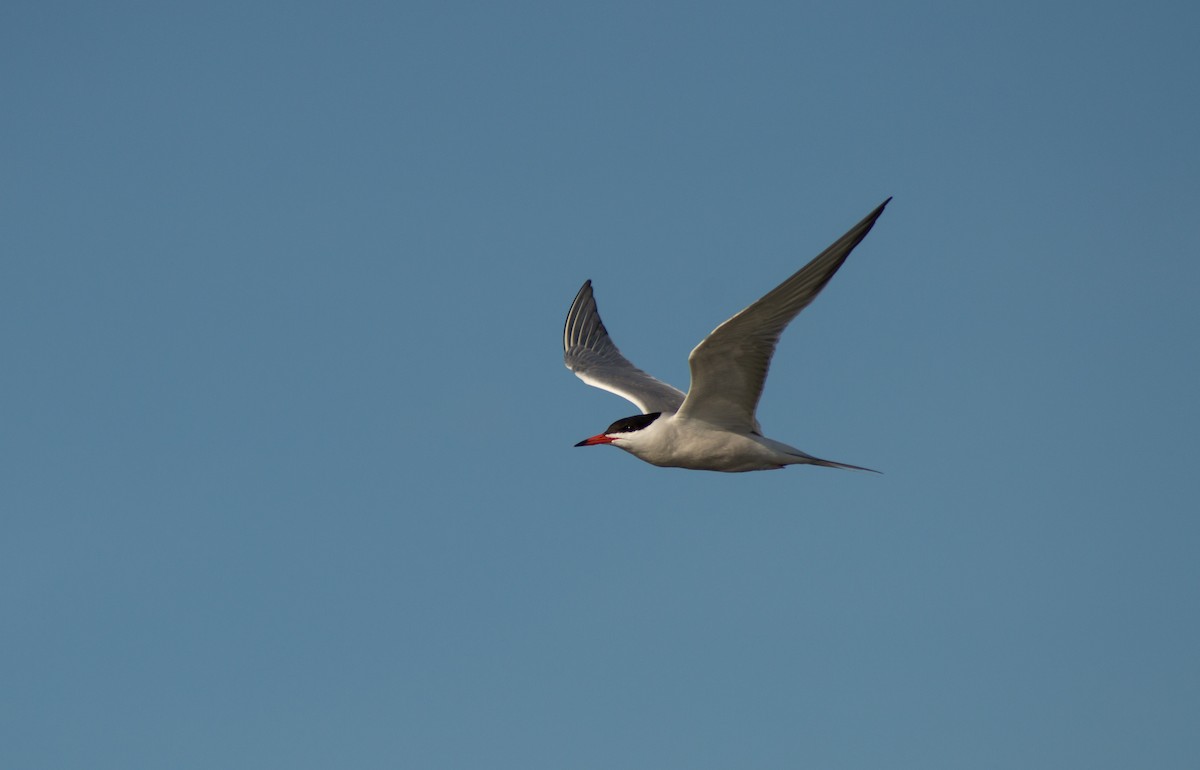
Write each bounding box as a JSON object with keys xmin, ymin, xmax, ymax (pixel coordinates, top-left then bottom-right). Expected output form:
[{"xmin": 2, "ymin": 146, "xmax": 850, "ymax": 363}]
[{"xmin": 574, "ymin": 434, "xmax": 616, "ymax": 447}]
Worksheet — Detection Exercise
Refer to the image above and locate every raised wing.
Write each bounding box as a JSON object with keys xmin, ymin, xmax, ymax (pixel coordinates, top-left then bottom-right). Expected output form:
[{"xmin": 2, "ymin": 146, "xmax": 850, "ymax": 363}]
[
  {"xmin": 677, "ymin": 198, "xmax": 890, "ymax": 431},
  {"xmin": 563, "ymin": 280, "xmax": 686, "ymax": 415}
]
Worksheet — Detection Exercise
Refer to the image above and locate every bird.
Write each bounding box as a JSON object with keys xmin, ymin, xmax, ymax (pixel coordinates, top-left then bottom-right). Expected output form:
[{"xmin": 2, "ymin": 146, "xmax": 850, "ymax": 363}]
[{"xmin": 563, "ymin": 198, "xmax": 890, "ymax": 473}]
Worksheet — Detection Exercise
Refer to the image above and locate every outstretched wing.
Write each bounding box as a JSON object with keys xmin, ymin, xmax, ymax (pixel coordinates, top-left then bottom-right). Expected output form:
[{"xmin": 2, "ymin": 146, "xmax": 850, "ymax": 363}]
[
  {"xmin": 563, "ymin": 280, "xmax": 686, "ymax": 415},
  {"xmin": 677, "ymin": 199, "xmax": 890, "ymax": 431}
]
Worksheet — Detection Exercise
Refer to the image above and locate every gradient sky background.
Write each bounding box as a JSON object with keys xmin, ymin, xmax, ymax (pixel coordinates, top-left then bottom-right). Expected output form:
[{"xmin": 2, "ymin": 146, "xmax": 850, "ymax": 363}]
[{"xmin": 4, "ymin": 1, "xmax": 1199, "ymax": 768}]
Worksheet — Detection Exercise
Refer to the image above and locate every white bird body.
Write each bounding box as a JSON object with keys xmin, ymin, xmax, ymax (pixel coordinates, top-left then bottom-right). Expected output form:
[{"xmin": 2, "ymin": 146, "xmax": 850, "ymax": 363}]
[
  {"xmin": 564, "ymin": 199, "xmax": 890, "ymax": 473},
  {"xmin": 604, "ymin": 415, "xmax": 837, "ymax": 473}
]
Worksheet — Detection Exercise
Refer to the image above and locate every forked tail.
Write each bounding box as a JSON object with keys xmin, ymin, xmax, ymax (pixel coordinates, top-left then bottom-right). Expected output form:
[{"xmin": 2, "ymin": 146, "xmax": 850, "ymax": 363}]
[{"xmin": 786, "ymin": 451, "xmax": 880, "ymax": 473}]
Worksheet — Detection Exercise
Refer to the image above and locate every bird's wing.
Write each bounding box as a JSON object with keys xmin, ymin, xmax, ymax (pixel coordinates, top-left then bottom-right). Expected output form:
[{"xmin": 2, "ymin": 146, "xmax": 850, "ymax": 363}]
[
  {"xmin": 563, "ymin": 280, "xmax": 687, "ymax": 415},
  {"xmin": 676, "ymin": 198, "xmax": 890, "ymax": 431}
]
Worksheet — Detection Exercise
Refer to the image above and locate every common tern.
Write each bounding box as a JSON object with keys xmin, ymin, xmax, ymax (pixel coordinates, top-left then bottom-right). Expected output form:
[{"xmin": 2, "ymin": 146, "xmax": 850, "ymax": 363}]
[{"xmin": 563, "ymin": 198, "xmax": 890, "ymax": 473}]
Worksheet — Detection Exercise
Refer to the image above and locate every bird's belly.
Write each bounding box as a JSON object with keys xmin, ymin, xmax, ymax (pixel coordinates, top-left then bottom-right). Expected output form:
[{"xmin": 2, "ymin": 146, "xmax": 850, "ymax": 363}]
[{"xmin": 624, "ymin": 423, "xmax": 785, "ymax": 473}]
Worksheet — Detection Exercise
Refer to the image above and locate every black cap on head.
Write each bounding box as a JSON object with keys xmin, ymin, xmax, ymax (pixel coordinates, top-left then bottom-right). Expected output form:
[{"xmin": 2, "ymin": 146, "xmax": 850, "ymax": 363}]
[{"xmin": 604, "ymin": 412, "xmax": 662, "ymax": 435}]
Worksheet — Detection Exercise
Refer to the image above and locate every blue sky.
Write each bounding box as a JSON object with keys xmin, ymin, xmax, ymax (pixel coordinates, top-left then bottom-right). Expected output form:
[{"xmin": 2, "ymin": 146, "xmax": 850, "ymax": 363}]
[{"xmin": 3, "ymin": 1, "xmax": 1198, "ymax": 768}]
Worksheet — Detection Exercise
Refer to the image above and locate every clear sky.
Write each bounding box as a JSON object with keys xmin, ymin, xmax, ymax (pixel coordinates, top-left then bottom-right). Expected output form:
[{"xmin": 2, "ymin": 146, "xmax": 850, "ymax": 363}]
[{"xmin": 3, "ymin": 1, "xmax": 1198, "ymax": 768}]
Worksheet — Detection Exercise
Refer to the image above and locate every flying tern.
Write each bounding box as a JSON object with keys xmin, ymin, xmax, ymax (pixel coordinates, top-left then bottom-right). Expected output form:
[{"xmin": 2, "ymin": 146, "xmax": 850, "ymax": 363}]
[{"xmin": 563, "ymin": 198, "xmax": 889, "ymax": 473}]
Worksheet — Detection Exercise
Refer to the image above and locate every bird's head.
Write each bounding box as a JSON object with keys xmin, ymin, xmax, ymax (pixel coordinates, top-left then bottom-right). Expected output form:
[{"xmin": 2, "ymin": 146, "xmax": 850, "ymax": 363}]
[{"xmin": 574, "ymin": 412, "xmax": 662, "ymax": 447}]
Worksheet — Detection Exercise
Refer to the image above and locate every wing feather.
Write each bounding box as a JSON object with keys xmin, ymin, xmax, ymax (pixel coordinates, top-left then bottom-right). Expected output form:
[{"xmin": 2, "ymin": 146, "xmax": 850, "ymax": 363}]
[
  {"xmin": 563, "ymin": 280, "xmax": 686, "ymax": 415},
  {"xmin": 677, "ymin": 199, "xmax": 890, "ymax": 430}
]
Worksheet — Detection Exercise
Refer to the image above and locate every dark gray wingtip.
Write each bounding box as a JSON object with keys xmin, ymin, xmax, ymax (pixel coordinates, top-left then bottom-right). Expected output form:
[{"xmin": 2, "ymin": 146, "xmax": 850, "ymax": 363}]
[{"xmin": 864, "ymin": 196, "xmax": 891, "ymax": 225}]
